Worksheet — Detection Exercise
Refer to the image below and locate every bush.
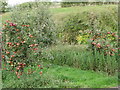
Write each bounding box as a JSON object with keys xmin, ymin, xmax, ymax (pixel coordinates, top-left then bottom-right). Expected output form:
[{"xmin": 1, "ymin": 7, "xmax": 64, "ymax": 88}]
[
  {"xmin": 15, "ymin": 1, "xmax": 52, "ymax": 11},
  {"xmin": 2, "ymin": 20, "xmax": 41, "ymax": 75},
  {"xmin": 11, "ymin": 2, "xmax": 56, "ymax": 47},
  {"xmin": 61, "ymin": 7, "xmax": 117, "ymax": 44},
  {"xmin": 2, "ymin": 1, "xmax": 56, "ymax": 78}
]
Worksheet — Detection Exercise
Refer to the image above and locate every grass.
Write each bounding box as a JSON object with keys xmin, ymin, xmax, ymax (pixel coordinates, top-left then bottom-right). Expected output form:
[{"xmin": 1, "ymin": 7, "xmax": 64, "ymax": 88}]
[
  {"xmin": 2, "ymin": 63, "xmax": 118, "ymax": 88},
  {"xmin": 1, "ymin": 12, "xmax": 11, "ymax": 24},
  {"xmin": 0, "ymin": 70, "xmax": 2, "ymax": 89},
  {"xmin": 50, "ymin": 5, "xmax": 117, "ymax": 14},
  {"xmin": 46, "ymin": 64, "xmax": 118, "ymax": 88},
  {"xmin": 41, "ymin": 45, "xmax": 118, "ymax": 75}
]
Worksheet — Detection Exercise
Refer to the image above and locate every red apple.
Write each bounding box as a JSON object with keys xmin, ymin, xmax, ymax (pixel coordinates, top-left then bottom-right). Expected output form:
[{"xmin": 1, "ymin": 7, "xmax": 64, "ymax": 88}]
[{"xmin": 40, "ymin": 71, "xmax": 42, "ymax": 75}]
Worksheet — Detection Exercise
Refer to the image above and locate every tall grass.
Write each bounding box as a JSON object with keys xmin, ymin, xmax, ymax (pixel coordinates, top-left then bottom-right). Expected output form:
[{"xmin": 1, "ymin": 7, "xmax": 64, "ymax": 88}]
[{"xmin": 41, "ymin": 45, "xmax": 118, "ymax": 75}]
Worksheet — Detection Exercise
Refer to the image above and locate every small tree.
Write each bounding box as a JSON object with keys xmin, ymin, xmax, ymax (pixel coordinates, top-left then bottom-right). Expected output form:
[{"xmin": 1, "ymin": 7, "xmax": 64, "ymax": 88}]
[
  {"xmin": 11, "ymin": 2, "xmax": 56, "ymax": 47},
  {"xmin": 2, "ymin": 1, "xmax": 56, "ymax": 73}
]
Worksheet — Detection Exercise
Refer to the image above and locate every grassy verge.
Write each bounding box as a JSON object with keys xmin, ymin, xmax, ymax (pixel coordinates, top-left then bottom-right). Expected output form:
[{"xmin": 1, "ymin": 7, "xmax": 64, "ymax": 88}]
[
  {"xmin": 2, "ymin": 63, "xmax": 118, "ymax": 88},
  {"xmin": 0, "ymin": 70, "xmax": 2, "ymax": 89}
]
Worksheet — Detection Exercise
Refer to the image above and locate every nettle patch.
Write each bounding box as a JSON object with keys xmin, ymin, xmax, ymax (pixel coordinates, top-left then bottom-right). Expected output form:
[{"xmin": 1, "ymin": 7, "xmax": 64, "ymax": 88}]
[{"xmin": 2, "ymin": 20, "xmax": 43, "ymax": 78}]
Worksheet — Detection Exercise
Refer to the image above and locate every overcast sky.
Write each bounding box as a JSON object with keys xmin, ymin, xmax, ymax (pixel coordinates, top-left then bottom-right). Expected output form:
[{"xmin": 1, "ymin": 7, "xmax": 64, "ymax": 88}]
[
  {"xmin": 8, "ymin": 0, "xmax": 61, "ymax": 6},
  {"xmin": 8, "ymin": 0, "xmax": 34, "ymax": 6}
]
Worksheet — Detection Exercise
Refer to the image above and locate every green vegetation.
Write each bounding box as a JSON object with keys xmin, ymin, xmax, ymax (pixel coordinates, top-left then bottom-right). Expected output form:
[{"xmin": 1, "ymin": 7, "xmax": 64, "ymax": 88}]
[
  {"xmin": 0, "ymin": 70, "xmax": 2, "ymax": 89},
  {"xmin": 1, "ymin": 12, "xmax": 11, "ymax": 23},
  {"xmin": 11, "ymin": 2, "xmax": 56, "ymax": 46},
  {"xmin": 50, "ymin": 5, "xmax": 118, "ymax": 44},
  {"xmin": 61, "ymin": 8, "xmax": 117, "ymax": 43},
  {"xmin": 51, "ymin": 5, "xmax": 117, "ymax": 14},
  {"xmin": 60, "ymin": 1, "xmax": 118, "ymax": 7},
  {"xmin": 1, "ymin": 2, "xmax": 118, "ymax": 88},
  {"xmin": 2, "ymin": 64, "xmax": 118, "ymax": 88},
  {"xmin": 16, "ymin": 1, "xmax": 52, "ymax": 10},
  {"xmin": 0, "ymin": 0, "xmax": 8, "ymax": 13},
  {"xmin": 41, "ymin": 45, "xmax": 118, "ymax": 75}
]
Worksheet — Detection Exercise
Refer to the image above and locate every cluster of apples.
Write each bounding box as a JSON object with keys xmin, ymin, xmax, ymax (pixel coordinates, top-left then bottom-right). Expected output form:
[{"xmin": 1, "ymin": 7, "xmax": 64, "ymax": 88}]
[
  {"xmin": 15, "ymin": 63, "xmax": 26, "ymax": 78},
  {"xmin": 91, "ymin": 31, "xmax": 118, "ymax": 56},
  {"xmin": 2, "ymin": 20, "xmax": 40, "ymax": 78}
]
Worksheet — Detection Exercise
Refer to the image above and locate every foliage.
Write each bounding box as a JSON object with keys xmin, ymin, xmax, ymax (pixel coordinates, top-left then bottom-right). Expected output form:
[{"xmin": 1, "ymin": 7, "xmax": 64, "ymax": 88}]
[
  {"xmin": 2, "ymin": 20, "xmax": 42, "ymax": 78},
  {"xmin": 61, "ymin": 2, "xmax": 88, "ymax": 7},
  {"xmin": 11, "ymin": 2, "xmax": 56, "ymax": 47},
  {"xmin": 15, "ymin": 1, "xmax": 52, "ymax": 11},
  {"xmin": 2, "ymin": 1, "xmax": 56, "ymax": 78},
  {"xmin": 0, "ymin": 0, "xmax": 8, "ymax": 13},
  {"xmin": 1, "ymin": 4, "xmax": 118, "ymax": 88},
  {"xmin": 61, "ymin": 13, "xmax": 88, "ymax": 44},
  {"xmin": 61, "ymin": 1, "xmax": 118, "ymax": 7},
  {"xmin": 89, "ymin": 31, "xmax": 118, "ymax": 54},
  {"xmin": 61, "ymin": 7, "xmax": 117, "ymax": 44},
  {"xmin": 41, "ymin": 45, "xmax": 118, "ymax": 75},
  {"xmin": 76, "ymin": 30, "xmax": 90, "ymax": 44}
]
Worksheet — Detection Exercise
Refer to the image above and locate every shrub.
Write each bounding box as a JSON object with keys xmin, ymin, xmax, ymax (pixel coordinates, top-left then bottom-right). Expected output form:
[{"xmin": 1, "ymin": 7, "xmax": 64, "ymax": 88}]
[
  {"xmin": 2, "ymin": 21, "xmax": 41, "ymax": 73},
  {"xmin": 61, "ymin": 7, "xmax": 117, "ymax": 44},
  {"xmin": 2, "ymin": 1, "xmax": 55, "ymax": 78},
  {"xmin": 15, "ymin": 1, "xmax": 52, "ymax": 11},
  {"xmin": 76, "ymin": 30, "xmax": 90, "ymax": 44},
  {"xmin": 11, "ymin": 2, "xmax": 56, "ymax": 47},
  {"xmin": 61, "ymin": 13, "xmax": 89, "ymax": 44}
]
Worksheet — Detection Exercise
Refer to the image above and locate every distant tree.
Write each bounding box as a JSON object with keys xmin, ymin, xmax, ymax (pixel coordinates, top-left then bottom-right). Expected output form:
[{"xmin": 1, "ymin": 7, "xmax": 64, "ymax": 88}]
[
  {"xmin": 61, "ymin": 0, "xmax": 117, "ymax": 7},
  {"xmin": 61, "ymin": 0, "xmax": 82, "ymax": 7},
  {"xmin": 0, "ymin": 0, "xmax": 8, "ymax": 13}
]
